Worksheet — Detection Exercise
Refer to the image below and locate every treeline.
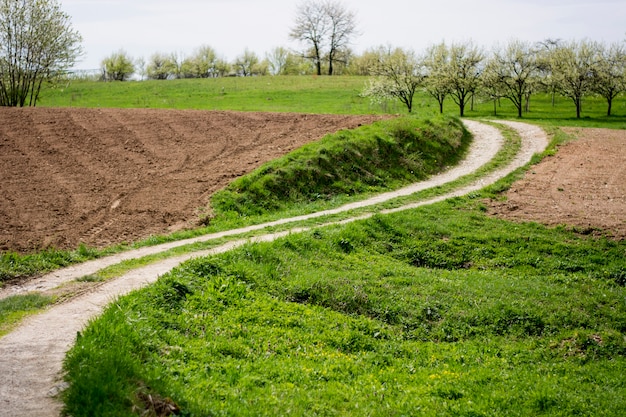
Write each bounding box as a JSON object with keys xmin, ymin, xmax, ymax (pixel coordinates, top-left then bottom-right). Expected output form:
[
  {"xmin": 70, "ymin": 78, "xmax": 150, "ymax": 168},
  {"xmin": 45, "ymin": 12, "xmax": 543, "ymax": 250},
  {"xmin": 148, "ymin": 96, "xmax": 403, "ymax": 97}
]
[
  {"xmin": 99, "ymin": 45, "xmax": 348, "ymax": 82},
  {"xmin": 360, "ymin": 39, "xmax": 626, "ymax": 118},
  {"xmin": 99, "ymin": 38, "xmax": 625, "ymax": 119}
]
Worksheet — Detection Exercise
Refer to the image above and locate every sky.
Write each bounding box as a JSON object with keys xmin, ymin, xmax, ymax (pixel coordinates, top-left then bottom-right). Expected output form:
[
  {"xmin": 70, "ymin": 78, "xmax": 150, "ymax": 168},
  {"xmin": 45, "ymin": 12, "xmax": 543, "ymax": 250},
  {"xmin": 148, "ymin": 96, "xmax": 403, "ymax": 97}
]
[{"xmin": 62, "ymin": 0, "xmax": 626, "ymax": 71}]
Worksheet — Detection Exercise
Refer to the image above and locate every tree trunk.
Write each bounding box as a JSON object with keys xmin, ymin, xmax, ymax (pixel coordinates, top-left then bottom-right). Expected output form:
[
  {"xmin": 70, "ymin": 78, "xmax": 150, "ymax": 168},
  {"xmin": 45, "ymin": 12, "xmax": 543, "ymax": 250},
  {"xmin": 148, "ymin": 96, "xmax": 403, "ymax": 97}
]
[{"xmin": 607, "ymin": 98, "xmax": 612, "ymax": 116}]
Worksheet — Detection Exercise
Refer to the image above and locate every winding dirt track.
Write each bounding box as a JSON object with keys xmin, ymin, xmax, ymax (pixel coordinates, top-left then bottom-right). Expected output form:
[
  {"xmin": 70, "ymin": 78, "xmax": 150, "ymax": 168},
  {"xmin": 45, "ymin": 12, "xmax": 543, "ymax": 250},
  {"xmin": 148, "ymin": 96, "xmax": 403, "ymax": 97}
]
[{"xmin": 0, "ymin": 120, "xmax": 548, "ymax": 417}]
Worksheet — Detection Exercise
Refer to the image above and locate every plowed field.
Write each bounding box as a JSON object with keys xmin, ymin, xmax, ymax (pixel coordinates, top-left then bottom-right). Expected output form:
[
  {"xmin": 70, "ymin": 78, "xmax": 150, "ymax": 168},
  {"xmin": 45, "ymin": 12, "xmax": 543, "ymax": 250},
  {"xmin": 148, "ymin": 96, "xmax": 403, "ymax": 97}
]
[
  {"xmin": 488, "ymin": 127, "xmax": 626, "ymax": 240},
  {"xmin": 0, "ymin": 108, "xmax": 384, "ymax": 253}
]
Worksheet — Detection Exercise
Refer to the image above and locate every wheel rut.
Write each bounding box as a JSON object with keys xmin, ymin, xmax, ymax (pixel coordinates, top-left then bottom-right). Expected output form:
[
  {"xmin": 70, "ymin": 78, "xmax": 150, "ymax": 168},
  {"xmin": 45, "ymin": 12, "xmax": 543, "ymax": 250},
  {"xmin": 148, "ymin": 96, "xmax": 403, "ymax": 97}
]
[{"xmin": 0, "ymin": 120, "xmax": 548, "ymax": 417}]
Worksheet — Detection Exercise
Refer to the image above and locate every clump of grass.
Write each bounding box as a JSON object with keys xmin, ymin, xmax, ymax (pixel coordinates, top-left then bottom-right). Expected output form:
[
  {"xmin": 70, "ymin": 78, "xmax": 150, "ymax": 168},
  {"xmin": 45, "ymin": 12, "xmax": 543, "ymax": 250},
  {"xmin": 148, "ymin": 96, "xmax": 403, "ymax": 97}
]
[
  {"xmin": 0, "ymin": 294, "xmax": 54, "ymax": 335},
  {"xmin": 0, "ymin": 244, "xmax": 125, "ymax": 285},
  {"xmin": 62, "ymin": 199, "xmax": 626, "ymax": 416},
  {"xmin": 211, "ymin": 115, "xmax": 470, "ymax": 216}
]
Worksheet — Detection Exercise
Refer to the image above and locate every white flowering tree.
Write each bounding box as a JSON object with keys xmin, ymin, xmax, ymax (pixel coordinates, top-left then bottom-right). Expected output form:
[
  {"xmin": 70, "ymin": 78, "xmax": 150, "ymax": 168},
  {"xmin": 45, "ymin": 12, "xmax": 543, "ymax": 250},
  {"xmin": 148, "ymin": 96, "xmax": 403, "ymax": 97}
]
[
  {"xmin": 362, "ymin": 46, "xmax": 424, "ymax": 113},
  {"xmin": 0, "ymin": 0, "xmax": 82, "ymax": 106}
]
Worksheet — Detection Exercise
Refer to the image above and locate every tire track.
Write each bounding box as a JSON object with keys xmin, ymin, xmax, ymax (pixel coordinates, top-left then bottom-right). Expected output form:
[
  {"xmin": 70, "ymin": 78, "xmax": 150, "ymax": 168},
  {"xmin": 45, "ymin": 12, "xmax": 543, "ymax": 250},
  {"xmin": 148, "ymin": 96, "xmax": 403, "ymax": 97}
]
[{"xmin": 0, "ymin": 120, "xmax": 548, "ymax": 417}]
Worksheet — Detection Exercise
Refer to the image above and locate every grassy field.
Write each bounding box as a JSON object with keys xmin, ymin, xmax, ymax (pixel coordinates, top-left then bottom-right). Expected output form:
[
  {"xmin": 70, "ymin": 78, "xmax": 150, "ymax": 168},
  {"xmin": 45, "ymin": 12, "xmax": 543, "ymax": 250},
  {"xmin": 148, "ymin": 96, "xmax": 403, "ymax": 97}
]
[
  {"xmin": 63, "ymin": 198, "xmax": 626, "ymax": 416},
  {"xmin": 51, "ymin": 77, "xmax": 626, "ymax": 416},
  {"xmin": 40, "ymin": 75, "xmax": 626, "ymax": 128}
]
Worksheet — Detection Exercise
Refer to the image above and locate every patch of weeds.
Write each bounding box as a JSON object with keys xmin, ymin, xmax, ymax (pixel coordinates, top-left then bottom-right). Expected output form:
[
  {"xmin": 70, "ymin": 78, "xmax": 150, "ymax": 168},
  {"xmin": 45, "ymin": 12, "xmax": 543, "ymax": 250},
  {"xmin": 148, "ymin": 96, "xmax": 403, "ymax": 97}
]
[
  {"xmin": 0, "ymin": 293, "xmax": 54, "ymax": 335},
  {"xmin": 76, "ymin": 274, "xmax": 104, "ymax": 283}
]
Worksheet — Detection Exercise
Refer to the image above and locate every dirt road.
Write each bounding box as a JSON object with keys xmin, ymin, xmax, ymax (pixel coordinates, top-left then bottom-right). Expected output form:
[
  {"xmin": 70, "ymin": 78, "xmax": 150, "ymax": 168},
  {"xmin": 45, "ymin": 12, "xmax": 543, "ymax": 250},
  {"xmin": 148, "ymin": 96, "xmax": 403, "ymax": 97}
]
[{"xmin": 0, "ymin": 120, "xmax": 550, "ymax": 417}]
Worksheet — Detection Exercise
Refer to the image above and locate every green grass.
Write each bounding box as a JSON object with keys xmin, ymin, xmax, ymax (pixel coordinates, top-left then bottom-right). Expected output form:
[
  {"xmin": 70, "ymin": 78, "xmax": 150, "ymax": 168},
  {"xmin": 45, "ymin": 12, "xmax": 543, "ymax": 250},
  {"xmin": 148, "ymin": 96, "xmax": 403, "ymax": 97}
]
[
  {"xmin": 40, "ymin": 76, "xmax": 626, "ymax": 128},
  {"xmin": 0, "ymin": 293, "xmax": 54, "ymax": 336},
  {"xmin": 0, "ymin": 244, "xmax": 125, "ymax": 283},
  {"xmin": 41, "ymin": 76, "xmax": 385, "ymax": 114},
  {"xmin": 62, "ymin": 199, "xmax": 626, "ymax": 416},
  {"xmin": 211, "ymin": 116, "xmax": 470, "ymax": 216}
]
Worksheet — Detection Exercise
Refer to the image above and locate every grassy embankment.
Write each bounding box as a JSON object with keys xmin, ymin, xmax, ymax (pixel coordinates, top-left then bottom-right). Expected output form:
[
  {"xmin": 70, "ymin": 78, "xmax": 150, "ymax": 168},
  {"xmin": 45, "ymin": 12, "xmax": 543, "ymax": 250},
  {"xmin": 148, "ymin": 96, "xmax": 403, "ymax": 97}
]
[
  {"xmin": 0, "ymin": 114, "xmax": 473, "ymax": 333},
  {"xmin": 42, "ymin": 77, "xmax": 626, "ymax": 416}
]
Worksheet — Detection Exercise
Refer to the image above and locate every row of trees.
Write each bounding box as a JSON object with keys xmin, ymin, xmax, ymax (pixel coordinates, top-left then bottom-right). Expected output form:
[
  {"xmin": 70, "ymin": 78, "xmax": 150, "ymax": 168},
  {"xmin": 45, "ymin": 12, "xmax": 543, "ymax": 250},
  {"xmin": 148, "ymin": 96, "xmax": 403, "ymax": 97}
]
[
  {"xmin": 99, "ymin": 38, "xmax": 626, "ymax": 119},
  {"xmin": 2, "ymin": 0, "xmax": 624, "ymax": 117},
  {"xmin": 100, "ymin": 0, "xmax": 359, "ymax": 81},
  {"xmin": 101, "ymin": 46, "xmax": 275, "ymax": 81},
  {"xmin": 362, "ymin": 39, "xmax": 626, "ymax": 118},
  {"xmin": 100, "ymin": 45, "xmax": 341, "ymax": 81}
]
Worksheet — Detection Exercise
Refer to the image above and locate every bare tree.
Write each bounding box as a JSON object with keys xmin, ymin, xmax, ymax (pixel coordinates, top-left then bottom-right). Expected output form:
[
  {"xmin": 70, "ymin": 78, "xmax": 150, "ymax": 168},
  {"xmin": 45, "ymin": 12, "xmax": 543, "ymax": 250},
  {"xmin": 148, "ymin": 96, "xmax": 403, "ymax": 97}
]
[
  {"xmin": 482, "ymin": 40, "xmax": 540, "ymax": 118},
  {"xmin": 101, "ymin": 50, "xmax": 135, "ymax": 82},
  {"xmin": 290, "ymin": 1, "xmax": 327, "ymax": 76},
  {"xmin": 592, "ymin": 42, "xmax": 626, "ymax": 116},
  {"xmin": 290, "ymin": 0, "xmax": 357, "ymax": 76},
  {"xmin": 550, "ymin": 40, "xmax": 598, "ymax": 118},
  {"xmin": 0, "ymin": 0, "xmax": 82, "ymax": 106},
  {"xmin": 362, "ymin": 46, "xmax": 424, "ymax": 113},
  {"xmin": 324, "ymin": 0, "xmax": 357, "ymax": 75}
]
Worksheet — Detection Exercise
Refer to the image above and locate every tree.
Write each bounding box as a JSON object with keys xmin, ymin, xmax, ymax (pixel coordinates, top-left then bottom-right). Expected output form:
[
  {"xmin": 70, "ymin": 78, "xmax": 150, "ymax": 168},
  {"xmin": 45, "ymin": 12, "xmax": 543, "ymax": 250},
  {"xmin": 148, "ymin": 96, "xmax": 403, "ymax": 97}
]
[
  {"xmin": 290, "ymin": 1, "xmax": 327, "ymax": 76},
  {"xmin": 0, "ymin": 0, "xmax": 82, "ymax": 106},
  {"xmin": 181, "ymin": 45, "xmax": 220, "ymax": 78},
  {"xmin": 100, "ymin": 50, "xmax": 135, "ymax": 81},
  {"xmin": 290, "ymin": 0, "xmax": 357, "ymax": 76},
  {"xmin": 422, "ymin": 43, "xmax": 452, "ymax": 114},
  {"xmin": 361, "ymin": 46, "xmax": 424, "ymax": 113},
  {"xmin": 146, "ymin": 53, "xmax": 178, "ymax": 80},
  {"xmin": 592, "ymin": 42, "xmax": 626, "ymax": 116},
  {"xmin": 444, "ymin": 42, "xmax": 484, "ymax": 117},
  {"xmin": 550, "ymin": 40, "xmax": 597, "ymax": 118},
  {"xmin": 234, "ymin": 49, "xmax": 260, "ymax": 76},
  {"xmin": 349, "ymin": 47, "xmax": 385, "ymax": 76},
  {"xmin": 482, "ymin": 40, "xmax": 539, "ymax": 117},
  {"xmin": 135, "ymin": 56, "xmax": 146, "ymax": 81},
  {"xmin": 324, "ymin": 0, "xmax": 357, "ymax": 76},
  {"xmin": 536, "ymin": 38, "xmax": 562, "ymax": 107},
  {"xmin": 266, "ymin": 47, "xmax": 289, "ymax": 75}
]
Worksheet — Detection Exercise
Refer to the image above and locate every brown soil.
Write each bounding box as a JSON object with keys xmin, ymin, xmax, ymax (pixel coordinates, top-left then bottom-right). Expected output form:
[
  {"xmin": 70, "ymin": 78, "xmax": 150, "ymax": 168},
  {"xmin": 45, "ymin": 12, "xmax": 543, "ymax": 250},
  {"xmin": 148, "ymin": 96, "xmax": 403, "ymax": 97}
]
[
  {"xmin": 0, "ymin": 108, "xmax": 385, "ymax": 253},
  {"xmin": 488, "ymin": 127, "xmax": 626, "ymax": 240}
]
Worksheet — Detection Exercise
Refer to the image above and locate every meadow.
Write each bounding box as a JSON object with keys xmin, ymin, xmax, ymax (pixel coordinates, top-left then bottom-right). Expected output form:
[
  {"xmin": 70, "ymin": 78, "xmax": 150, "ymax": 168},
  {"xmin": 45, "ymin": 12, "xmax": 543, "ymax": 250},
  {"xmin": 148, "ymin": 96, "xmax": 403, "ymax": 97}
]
[
  {"xmin": 7, "ymin": 76, "xmax": 626, "ymax": 415},
  {"xmin": 41, "ymin": 75, "xmax": 626, "ymax": 128}
]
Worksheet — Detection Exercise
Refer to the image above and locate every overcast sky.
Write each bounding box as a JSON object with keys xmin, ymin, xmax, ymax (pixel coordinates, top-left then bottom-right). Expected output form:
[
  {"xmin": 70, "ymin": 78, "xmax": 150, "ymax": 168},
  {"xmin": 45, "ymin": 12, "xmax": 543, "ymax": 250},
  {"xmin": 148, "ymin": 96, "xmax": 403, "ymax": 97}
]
[{"xmin": 63, "ymin": 0, "xmax": 626, "ymax": 71}]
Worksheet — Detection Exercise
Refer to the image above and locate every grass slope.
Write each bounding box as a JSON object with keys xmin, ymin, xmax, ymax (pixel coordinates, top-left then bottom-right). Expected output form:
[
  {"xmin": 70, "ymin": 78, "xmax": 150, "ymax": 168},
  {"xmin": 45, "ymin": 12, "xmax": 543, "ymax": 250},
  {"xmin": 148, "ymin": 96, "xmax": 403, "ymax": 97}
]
[
  {"xmin": 63, "ymin": 196, "xmax": 626, "ymax": 416},
  {"xmin": 211, "ymin": 116, "xmax": 469, "ymax": 216}
]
